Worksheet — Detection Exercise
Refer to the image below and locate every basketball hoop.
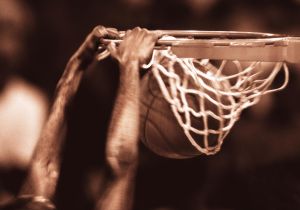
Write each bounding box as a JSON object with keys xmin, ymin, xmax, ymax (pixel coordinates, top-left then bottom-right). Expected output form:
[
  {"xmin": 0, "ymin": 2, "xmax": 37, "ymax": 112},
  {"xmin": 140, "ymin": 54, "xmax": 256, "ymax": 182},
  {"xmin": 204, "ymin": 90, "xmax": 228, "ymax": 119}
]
[{"xmin": 97, "ymin": 30, "xmax": 300, "ymax": 156}]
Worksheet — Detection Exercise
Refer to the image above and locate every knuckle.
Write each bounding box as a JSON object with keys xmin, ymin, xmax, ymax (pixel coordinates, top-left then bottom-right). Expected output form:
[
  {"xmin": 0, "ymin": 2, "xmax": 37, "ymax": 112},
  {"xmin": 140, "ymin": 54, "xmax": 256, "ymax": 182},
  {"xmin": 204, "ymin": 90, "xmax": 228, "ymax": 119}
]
[
  {"xmin": 107, "ymin": 27, "xmax": 117, "ymax": 32},
  {"xmin": 141, "ymin": 28, "xmax": 148, "ymax": 32},
  {"xmin": 94, "ymin": 25, "xmax": 104, "ymax": 32},
  {"xmin": 93, "ymin": 25, "xmax": 107, "ymax": 36},
  {"xmin": 133, "ymin": 27, "xmax": 141, "ymax": 32}
]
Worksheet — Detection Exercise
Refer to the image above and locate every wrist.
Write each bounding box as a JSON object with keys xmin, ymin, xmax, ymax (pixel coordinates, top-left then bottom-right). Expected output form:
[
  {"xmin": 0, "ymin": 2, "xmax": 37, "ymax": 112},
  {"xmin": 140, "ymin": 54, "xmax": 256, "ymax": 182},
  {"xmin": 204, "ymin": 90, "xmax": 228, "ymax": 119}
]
[
  {"xmin": 119, "ymin": 60, "xmax": 140, "ymax": 78},
  {"xmin": 119, "ymin": 59, "xmax": 139, "ymax": 68},
  {"xmin": 118, "ymin": 60, "xmax": 140, "ymax": 87}
]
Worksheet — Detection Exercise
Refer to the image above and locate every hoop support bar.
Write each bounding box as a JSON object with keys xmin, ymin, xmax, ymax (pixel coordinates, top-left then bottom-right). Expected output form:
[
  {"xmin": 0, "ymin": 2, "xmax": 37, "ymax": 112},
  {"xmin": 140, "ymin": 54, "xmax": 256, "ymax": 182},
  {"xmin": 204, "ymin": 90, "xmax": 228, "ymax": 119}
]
[
  {"xmin": 170, "ymin": 43, "xmax": 287, "ymax": 62},
  {"xmin": 167, "ymin": 37, "xmax": 300, "ymax": 63},
  {"xmin": 100, "ymin": 30, "xmax": 300, "ymax": 63},
  {"xmin": 286, "ymin": 37, "xmax": 300, "ymax": 63}
]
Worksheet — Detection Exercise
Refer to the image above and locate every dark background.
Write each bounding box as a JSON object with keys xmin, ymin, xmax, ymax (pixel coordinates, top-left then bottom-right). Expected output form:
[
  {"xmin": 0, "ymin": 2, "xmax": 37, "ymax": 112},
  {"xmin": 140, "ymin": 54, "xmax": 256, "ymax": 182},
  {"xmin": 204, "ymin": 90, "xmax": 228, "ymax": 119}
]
[{"xmin": 2, "ymin": 0, "xmax": 300, "ymax": 210}]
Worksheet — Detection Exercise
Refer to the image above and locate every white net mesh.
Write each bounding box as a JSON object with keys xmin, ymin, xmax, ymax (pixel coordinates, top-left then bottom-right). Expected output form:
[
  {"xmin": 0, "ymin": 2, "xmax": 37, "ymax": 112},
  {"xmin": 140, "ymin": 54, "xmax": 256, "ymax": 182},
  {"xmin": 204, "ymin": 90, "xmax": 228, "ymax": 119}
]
[{"xmin": 143, "ymin": 48, "xmax": 289, "ymax": 155}]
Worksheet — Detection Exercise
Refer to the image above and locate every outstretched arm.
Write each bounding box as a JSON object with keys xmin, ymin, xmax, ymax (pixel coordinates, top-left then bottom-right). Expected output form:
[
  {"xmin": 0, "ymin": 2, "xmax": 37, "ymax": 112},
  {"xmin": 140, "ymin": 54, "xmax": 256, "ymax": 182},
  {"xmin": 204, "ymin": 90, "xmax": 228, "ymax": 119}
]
[
  {"xmin": 96, "ymin": 27, "xmax": 160, "ymax": 210},
  {"xmin": 20, "ymin": 26, "xmax": 118, "ymax": 200}
]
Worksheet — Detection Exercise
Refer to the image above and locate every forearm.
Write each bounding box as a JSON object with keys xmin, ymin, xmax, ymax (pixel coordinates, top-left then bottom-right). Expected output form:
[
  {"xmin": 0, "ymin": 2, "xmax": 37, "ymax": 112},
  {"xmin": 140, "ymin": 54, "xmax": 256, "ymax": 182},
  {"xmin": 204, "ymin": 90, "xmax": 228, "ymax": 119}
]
[
  {"xmin": 20, "ymin": 52, "xmax": 85, "ymax": 198},
  {"xmin": 98, "ymin": 60, "xmax": 140, "ymax": 210},
  {"xmin": 97, "ymin": 27, "xmax": 158, "ymax": 210},
  {"xmin": 106, "ymin": 60, "xmax": 140, "ymax": 175},
  {"xmin": 20, "ymin": 26, "xmax": 109, "ymax": 198}
]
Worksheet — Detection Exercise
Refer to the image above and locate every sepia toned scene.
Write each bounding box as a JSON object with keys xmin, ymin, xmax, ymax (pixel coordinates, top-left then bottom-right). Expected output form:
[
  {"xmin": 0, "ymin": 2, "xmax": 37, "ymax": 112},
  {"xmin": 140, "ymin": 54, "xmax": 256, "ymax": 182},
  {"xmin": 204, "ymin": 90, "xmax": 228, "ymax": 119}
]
[{"xmin": 0, "ymin": 0, "xmax": 300, "ymax": 210}]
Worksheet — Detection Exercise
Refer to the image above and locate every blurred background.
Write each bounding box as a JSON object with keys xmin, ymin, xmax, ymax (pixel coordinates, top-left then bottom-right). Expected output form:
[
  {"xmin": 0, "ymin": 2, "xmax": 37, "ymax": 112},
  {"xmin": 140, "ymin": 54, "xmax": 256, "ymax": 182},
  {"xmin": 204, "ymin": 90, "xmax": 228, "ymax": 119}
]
[{"xmin": 0, "ymin": 0, "xmax": 300, "ymax": 210}]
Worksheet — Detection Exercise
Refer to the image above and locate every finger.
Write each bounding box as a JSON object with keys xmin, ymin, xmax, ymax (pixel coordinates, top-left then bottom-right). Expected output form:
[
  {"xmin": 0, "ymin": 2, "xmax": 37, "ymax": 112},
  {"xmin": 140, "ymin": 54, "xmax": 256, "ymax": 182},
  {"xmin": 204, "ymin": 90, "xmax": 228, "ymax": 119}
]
[
  {"xmin": 141, "ymin": 27, "xmax": 150, "ymax": 33},
  {"xmin": 139, "ymin": 29, "xmax": 162, "ymax": 42},
  {"xmin": 105, "ymin": 27, "xmax": 120, "ymax": 38},
  {"xmin": 94, "ymin": 25, "xmax": 110, "ymax": 37},
  {"xmin": 119, "ymin": 29, "xmax": 136, "ymax": 50},
  {"xmin": 96, "ymin": 49, "xmax": 111, "ymax": 61},
  {"xmin": 73, "ymin": 32, "xmax": 100, "ymax": 62},
  {"xmin": 70, "ymin": 26, "xmax": 107, "ymax": 69},
  {"xmin": 80, "ymin": 26, "xmax": 107, "ymax": 51},
  {"xmin": 127, "ymin": 27, "xmax": 147, "ymax": 43},
  {"xmin": 133, "ymin": 26, "xmax": 142, "ymax": 32},
  {"xmin": 123, "ymin": 29, "xmax": 132, "ymax": 39},
  {"xmin": 91, "ymin": 26, "xmax": 119, "ymax": 39},
  {"xmin": 152, "ymin": 30, "xmax": 165, "ymax": 39},
  {"xmin": 107, "ymin": 42, "xmax": 120, "ymax": 62}
]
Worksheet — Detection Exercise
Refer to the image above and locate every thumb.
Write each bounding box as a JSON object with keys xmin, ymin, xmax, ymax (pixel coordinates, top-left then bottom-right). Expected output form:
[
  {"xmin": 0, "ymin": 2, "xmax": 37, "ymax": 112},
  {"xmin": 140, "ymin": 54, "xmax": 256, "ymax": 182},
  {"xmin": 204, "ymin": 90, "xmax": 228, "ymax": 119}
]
[
  {"xmin": 152, "ymin": 30, "xmax": 164, "ymax": 40},
  {"xmin": 107, "ymin": 42, "xmax": 121, "ymax": 62}
]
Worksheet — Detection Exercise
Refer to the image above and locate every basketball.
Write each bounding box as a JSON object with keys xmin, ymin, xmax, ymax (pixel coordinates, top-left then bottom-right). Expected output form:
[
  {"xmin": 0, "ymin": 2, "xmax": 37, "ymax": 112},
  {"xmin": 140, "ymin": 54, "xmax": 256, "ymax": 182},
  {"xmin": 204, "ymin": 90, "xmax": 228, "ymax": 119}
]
[
  {"xmin": 139, "ymin": 60, "xmax": 236, "ymax": 159},
  {"xmin": 139, "ymin": 71, "xmax": 199, "ymax": 159}
]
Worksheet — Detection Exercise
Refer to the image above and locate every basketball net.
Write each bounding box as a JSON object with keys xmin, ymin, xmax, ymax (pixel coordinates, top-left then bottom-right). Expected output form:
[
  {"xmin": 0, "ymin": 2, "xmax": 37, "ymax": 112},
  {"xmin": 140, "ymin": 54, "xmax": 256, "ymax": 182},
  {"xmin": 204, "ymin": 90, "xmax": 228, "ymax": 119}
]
[{"xmin": 142, "ymin": 47, "xmax": 289, "ymax": 155}]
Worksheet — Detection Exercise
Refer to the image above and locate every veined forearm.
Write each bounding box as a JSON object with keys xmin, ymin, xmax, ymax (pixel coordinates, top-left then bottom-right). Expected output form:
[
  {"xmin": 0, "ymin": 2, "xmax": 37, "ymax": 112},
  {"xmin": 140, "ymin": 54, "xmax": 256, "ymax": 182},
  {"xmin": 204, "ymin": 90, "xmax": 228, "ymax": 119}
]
[
  {"xmin": 97, "ymin": 27, "xmax": 158, "ymax": 210},
  {"xmin": 106, "ymin": 61, "xmax": 140, "ymax": 176},
  {"xmin": 20, "ymin": 56, "xmax": 85, "ymax": 198},
  {"xmin": 98, "ymin": 57, "xmax": 141, "ymax": 210}
]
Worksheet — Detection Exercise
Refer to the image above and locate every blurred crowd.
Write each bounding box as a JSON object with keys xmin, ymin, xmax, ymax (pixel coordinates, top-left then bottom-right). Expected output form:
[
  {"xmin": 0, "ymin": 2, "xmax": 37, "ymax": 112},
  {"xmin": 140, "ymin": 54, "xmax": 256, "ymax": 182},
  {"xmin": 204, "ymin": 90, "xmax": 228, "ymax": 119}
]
[{"xmin": 0, "ymin": 0, "xmax": 300, "ymax": 210}]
